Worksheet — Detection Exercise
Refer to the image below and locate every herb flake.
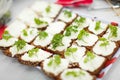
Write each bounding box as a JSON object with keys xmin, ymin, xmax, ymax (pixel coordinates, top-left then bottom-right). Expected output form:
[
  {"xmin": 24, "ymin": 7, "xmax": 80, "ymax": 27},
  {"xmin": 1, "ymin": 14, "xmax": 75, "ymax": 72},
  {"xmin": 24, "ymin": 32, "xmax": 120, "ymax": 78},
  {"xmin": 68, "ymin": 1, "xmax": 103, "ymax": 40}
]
[
  {"xmin": 38, "ymin": 31, "xmax": 48, "ymax": 39},
  {"xmin": 64, "ymin": 10, "xmax": 72, "ymax": 18},
  {"xmin": 22, "ymin": 29, "xmax": 28, "ymax": 36},
  {"xmin": 99, "ymin": 38, "xmax": 109, "ymax": 47},
  {"xmin": 45, "ymin": 5, "xmax": 51, "ymax": 13},
  {"xmin": 34, "ymin": 18, "xmax": 48, "ymax": 25},
  {"xmin": 28, "ymin": 48, "xmax": 39, "ymax": 57},
  {"xmin": 84, "ymin": 51, "xmax": 95, "ymax": 63},
  {"xmin": 95, "ymin": 21, "xmax": 101, "ymax": 31},
  {"xmin": 65, "ymin": 47, "xmax": 78, "ymax": 56},
  {"xmin": 2, "ymin": 31, "xmax": 12, "ymax": 41},
  {"xmin": 14, "ymin": 40, "xmax": 26, "ymax": 51},
  {"xmin": 77, "ymin": 30, "xmax": 89, "ymax": 41},
  {"xmin": 109, "ymin": 25, "xmax": 118, "ymax": 38}
]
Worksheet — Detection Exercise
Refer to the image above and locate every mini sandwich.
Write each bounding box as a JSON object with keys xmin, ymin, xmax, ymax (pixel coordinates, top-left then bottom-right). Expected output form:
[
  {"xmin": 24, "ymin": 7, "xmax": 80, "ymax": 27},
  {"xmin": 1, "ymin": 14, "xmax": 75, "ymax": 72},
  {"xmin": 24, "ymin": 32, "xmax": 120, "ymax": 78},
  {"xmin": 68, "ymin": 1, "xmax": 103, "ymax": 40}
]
[
  {"xmin": 41, "ymin": 55, "xmax": 69, "ymax": 78},
  {"xmin": 31, "ymin": 1, "xmax": 63, "ymax": 19},
  {"xmin": 33, "ymin": 31, "xmax": 53, "ymax": 49},
  {"xmin": 64, "ymin": 44, "xmax": 86, "ymax": 67},
  {"xmin": 58, "ymin": 68, "xmax": 96, "ymax": 80},
  {"xmin": 48, "ymin": 34, "xmax": 71, "ymax": 55},
  {"xmin": 3, "ymin": 39, "xmax": 35, "ymax": 58},
  {"xmin": 6, "ymin": 20, "xmax": 27, "ymax": 38},
  {"xmin": 45, "ymin": 21, "xmax": 66, "ymax": 35},
  {"xmin": 93, "ymin": 37, "xmax": 119, "ymax": 59},
  {"xmin": 19, "ymin": 48, "xmax": 52, "ymax": 66},
  {"xmin": 79, "ymin": 51, "xmax": 106, "ymax": 75},
  {"xmin": 0, "ymin": 30, "xmax": 18, "ymax": 50},
  {"xmin": 88, "ymin": 21, "xmax": 108, "ymax": 36},
  {"xmin": 57, "ymin": 10, "xmax": 77, "ymax": 24},
  {"xmin": 103, "ymin": 25, "xmax": 120, "ymax": 46},
  {"xmin": 76, "ymin": 29, "xmax": 98, "ymax": 49},
  {"xmin": 20, "ymin": 28, "xmax": 38, "ymax": 43}
]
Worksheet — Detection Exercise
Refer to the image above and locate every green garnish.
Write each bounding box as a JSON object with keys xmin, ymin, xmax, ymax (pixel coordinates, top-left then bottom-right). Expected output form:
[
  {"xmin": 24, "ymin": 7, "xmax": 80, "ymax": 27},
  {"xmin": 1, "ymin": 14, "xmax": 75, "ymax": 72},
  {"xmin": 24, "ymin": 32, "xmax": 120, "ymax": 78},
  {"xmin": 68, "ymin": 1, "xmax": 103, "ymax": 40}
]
[
  {"xmin": 28, "ymin": 48, "xmax": 39, "ymax": 57},
  {"xmin": 65, "ymin": 47, "xmax": 78, "ymax": 56},
  {"xmin": 30, "ymin": 30, "xmax": 33, "ymax": 34},
  {"xmin": 48, "ymin": 55, "xmax": 61, "ymax": 66},
  {"xmin": 51, "ymin": 34, "xmax": 64, "ymax": 49},
  {"xmin": 34, "ymin": 18, "xmax": 48, "ymax": 25},
  {"xmin": 65, "ymin": 25, "xmax": 78, "ymax": 36},
  {"xmin": 45, "ymin": 5, "xmax": 51, "ymax": 13},
  {"xmin": 2, "ymin": 31, "xmax": 12, "ymax": 41},
  {"xmin": 66, "ymin": 70, "xmax": 85, "ymax": 77},
  {"xmin": 77, "ymin": 30, "xmax": 89, "ymax": 42},
  {"xmin": 95, "ymin": 21, "xmax": 101, "ymax": 31},
  {"xmin": 64, "ymin": 10, "xmax": 72, "ymax": 18},
  {"xmin": 109, "ymin": 25, "xmax": 118, "ymax": 38},
  {"xmin": 14, "ymin": 40, "xmax": 26, "ymax": 51},
  {"xmin": 22, "ymin": 29, "xmax": 28, "ymax": 36},
  {"xmin": 38, "ymin": 31, "xmax": 48, "ymax": 39},
  {"xmin": 84, "ymin": 51, "xmax": 95, "ymax": 63},
  {"xmin": 99, "ymin": 37, "xmax": 109, "ymax": 47},
  {"xmin": 75, "ymin": 17, "xmax": 86, "ymax": 25}
]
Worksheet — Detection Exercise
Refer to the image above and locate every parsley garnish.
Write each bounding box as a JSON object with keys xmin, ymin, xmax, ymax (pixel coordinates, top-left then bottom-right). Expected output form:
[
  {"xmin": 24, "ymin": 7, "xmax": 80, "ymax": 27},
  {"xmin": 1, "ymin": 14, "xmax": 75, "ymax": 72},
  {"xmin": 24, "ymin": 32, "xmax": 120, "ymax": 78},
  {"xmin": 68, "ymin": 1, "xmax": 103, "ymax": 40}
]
[
  {"xmin": 22, "ymin": 29, "xmax": 28, "ymax": 36},
  {"xmin": 45, "ymin": 5, "xmax": 51, "ymax": 13},
  {"xmin": 48, "ymin": 55, "xmax": 61, "ymax": 66},
  {"xmin": 51, "ymin": 34, "xmax": 64, "ymax": 49},
  {"xmin": 75, "ymin": 17, "xmax": 86, "ymax": 25},
  {"xmin": 99, "ymin": 37, "xmax": 109, "ymax": 47},
  {"xmin": 65, "ymin": 47, "xmax": 77, "ymax": 56},
  {"xmin": 95, "ymin": 21, "xmax": 101, "ymax": 31},
  {"xmin": 34, "ymin": 18, "xmax": 48, "ymax": 25},
  {"xmin": 77, "ymin": 30, "xmax": 89, "ymax": 42},
  {"xmin": 64, "ymin": 10, "xmax": 72, "ymax": 18},
  {"xmin": 38, "ymin": 31, "xmax": 48, "ymax": 39},
  {"xmin": 28, "ymin": 48, "xmax": 39, "ymax": 57},
  {"xmin": 65, "ymin": 25, "xmax": 78, "ymax": 36},
  {"xmin": 109, "ymin": 25, "xmax": 118, "ymax": 38},
  {"xmin": 14, "ymin": 40, "xmax": 26, "ymax": 51},
  {"xmin": 66, "ymin": 70, "xmax": 85, "ymax": 77},
  {"xmin": 2, "ymin": 31, "xmax": 12, "ymax": 41},
  {"xmin": 84, "ymin": 51, "xmax": 95, "ymax": 63}
]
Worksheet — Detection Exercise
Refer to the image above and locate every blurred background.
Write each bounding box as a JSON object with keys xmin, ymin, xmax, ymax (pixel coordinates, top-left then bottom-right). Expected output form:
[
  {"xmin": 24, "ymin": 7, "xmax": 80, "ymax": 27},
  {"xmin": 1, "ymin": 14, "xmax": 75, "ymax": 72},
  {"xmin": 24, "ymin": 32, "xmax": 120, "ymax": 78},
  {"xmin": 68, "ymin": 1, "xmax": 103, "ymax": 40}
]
[{"xmin": 0, "ymin": 0, "xmax": 120, "ymax": 80}]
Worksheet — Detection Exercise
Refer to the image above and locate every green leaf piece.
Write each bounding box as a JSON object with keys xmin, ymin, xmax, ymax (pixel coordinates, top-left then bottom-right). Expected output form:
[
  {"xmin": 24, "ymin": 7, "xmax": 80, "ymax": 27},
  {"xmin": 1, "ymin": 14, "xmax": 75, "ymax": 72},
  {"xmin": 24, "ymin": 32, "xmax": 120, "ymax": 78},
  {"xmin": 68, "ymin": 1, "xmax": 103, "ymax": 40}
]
[
  {"xmin": 34, "ymin": 18, "xmax": 48, "ymax": 25},
  {"xmin": 45, "ymin": 5, "xmax": 51, "ymax": 13},
  {"xmin": 84, "ymin": 51, "xmax": 95, "ymax": 63},
  {"xmin": 51, "ymin": 34, "xmax": 64, "ymax": 49},
  {"xmin": 22, "ymin": 29, "xmax": 28, "ymax": 36},
  {"xmin": 75, "ymin": 17, "xmax": 86, "ymax": 25},
  {"xmin": 38, "ymin": 31, "xmax": 48, "ymax": 39},
  {"xmin": 14, "ymin": 40, "xmax": 26, "ymax": 51},
  {"xmin": 2, "ymin": 31, "xmax": 12, "ymax": 41},
  {"xmin": 99, "ymin": 38, "xmax": 109, "ymax": 47},
  {"xmin": 65, "ymin": 47, "xmax": 78, "ymax": 56},
  {"xmin": 28, "ymin": 48, "xmax": 39, "ymax": 57},
  {"xmin": 95, "ymin": 21, "xmax": 101, "ymax": 31},
  {"xmin": 77, "ymin": 30, "xmax": 89, "ymax": 41},
  {"xmin": 64, "ymin": 10, "xmax": 72, "ymax": 18},
  {"xmin": 109, "ymin": 25, "xmax": 118, "ymax": 38}
]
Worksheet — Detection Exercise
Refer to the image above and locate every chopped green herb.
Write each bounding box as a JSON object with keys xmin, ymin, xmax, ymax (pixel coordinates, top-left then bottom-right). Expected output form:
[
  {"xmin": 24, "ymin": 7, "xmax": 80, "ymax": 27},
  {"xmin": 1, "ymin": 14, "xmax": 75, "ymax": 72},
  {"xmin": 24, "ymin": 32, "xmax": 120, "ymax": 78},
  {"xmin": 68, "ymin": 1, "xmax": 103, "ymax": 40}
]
[
  {"xmin": 65, "ymin": 25, "xmax": 78, "ymax": 36},
  {"xmin": 28, "ymin": 48, "xmax": 39, "ymax": 57},
  {"xmin": 64, "ymin": 10, "xmax": 72, "ymax": 18},
  {"xmin": 34, "ymin": 18, "xmax": 48, "ymax": 25},
  {"xmin": 38, "ymin": 31, "xmax": 48, "ymax": 39},
  {"xmin": 65, "ymin": 47, "xmax": 77, "ymax": 56},
  {"xmin": 45, "ymin": 5, "xmax": 51, "ymax": 13},
  {"xmin": 95, "ymin": 21, "xmax": 101, "ymax": 31},
  {"xmin": 22, "ymin": 29, "xmax": 28, "ymax": 36},
  {"xmin": 75, "ymin": 17, "xmax": 86, "ymax": 25},
  {"xmin": 51, "ymin": 34, "xmax": 64, "ymax": 49},
  {"xmin": 99, "ymin": 37, "xmax": 109, "ymax": 47},
  {"xmin": 48, "ymin": 55, "xmax": 61, "ymax": 66},
  {"xmin": 77, "ymin": 30, "xmax": 89, "ymax": 42},
  {"xmin": 66, "ymin": 70, "xmax": 85, "ymax": 77},
  {"xmin": 2, "ymin": 31, "xmax": 12, "ymax": 41},
  {"xmin": 84, "ymin": 51, "xmax": 95, "ymax": 63},
  {"xmin": 109, "ymin": 25, "xmax": 118, "ymax": 38},
  {"xmin": 14, "ymin": 40, "xmax": 26, "ymax": 51}
]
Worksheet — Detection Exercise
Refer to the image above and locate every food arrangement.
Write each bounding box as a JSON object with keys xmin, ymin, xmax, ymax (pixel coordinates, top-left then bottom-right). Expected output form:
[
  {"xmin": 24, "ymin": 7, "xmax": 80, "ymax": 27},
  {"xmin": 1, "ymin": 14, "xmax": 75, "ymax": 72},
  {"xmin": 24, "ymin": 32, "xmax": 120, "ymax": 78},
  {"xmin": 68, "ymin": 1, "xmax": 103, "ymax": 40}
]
[{"xmin": 0, "ymin": 1, "xmax": 120, "ymax": 80}]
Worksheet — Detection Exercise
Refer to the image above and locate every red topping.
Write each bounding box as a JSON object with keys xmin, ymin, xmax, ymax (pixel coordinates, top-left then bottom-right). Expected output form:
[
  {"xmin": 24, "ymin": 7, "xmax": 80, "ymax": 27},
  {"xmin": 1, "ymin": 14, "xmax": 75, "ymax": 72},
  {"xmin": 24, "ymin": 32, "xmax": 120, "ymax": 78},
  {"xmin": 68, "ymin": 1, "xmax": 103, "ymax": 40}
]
[
  {"xmin": 0, "ymin": 25, "xmax": 6, "ymax": 39},
  {"xmin": 97, "ymin": 72, "xmax": 105, "ymax": 78},
  {"xmin": 105, "ymin": 57, "xmax": 117, "ymax": 67},
  {"xmin": 111, "ymin": 22, "xmax": 118, "ymax": 26}
]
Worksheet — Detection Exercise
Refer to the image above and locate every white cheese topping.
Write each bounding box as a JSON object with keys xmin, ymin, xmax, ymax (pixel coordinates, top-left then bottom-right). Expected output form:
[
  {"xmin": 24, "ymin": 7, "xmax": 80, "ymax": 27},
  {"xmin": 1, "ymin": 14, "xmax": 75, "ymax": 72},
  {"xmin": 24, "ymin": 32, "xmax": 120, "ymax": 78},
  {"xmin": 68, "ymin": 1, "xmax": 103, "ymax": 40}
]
[
  {"xmin": 64, "ymin": 45, "xmax": 86, "ymax": 63},
  {"xmin": 20, "ymin": 28, "xmax": 38, "ymax": 43},
  {"xmin": 93, "ymin": 41, "xmax": 116, "ymax": 56},
  {"xmin": 31, "ymin": 1, "xmax": 49, "ymax": 15},
  {"xmin": 9, "ymin": 44, "xmax": 35, "ymax": 57},
  {"xmin": 103, "ymin": 27, "xmax": 120, "ymax": 41},
  {"xmin": 45, "ymin": 21, "xmax": 66, "ymax": 35},
  {"xmin": 21, "ymin": 49, "xmax": 52, "ymax": 62},
  {"xmin": 88, "ymin": 21, "xmax": 108, "ymax": 35},
  {"xmin": 43, "ymin": 58, "xmax": 69, "ymax": 76},
  {"xmin": 76, "ymin": 33, "xmax": 98, "ymax": 47},
  {"xmin": 33, "ymin": 34, "xmax": 53, "ymax": 47},
  {"xmin": 79, "ymin": 54, "xmax": 105, "ymax": 72},
  {"xmin": 0, "ymin": 38, "xmax": 18, "ymax": 47},
  {"xmin": 60, "ymin": 68, "xmax": 94, "ymax": 80},
  {"xmin": 58, "ymin": 10, "xmax": 77, "ymax": 23},
  {"xmin": 42, "ymin": 3, "xmax": 62, "ymax": 18},
  {"xmin": 6, "ymin": 20, "xmax": 26, "ymax": 38},
  {"xmin": 49, "ymin": 37, "xmax": 71, "ymax": 51},
  {"xmin": 17, "ymin": 8, "xmax": 38, "ymax": 26}
]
